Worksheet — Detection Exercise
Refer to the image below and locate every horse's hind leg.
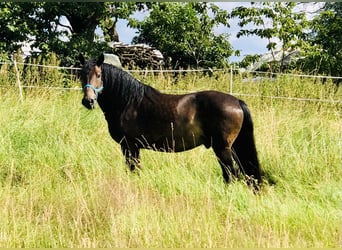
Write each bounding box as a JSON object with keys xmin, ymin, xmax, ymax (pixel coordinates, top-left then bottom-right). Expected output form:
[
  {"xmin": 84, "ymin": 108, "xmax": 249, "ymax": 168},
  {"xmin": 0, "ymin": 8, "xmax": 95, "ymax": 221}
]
[
  {"xmin": 121, "ymin": 143, "xmax": 141, "ymax": 171},
  {"xmin": 213, "ymin": 144, "xmax": 237, "ymax": 183}
]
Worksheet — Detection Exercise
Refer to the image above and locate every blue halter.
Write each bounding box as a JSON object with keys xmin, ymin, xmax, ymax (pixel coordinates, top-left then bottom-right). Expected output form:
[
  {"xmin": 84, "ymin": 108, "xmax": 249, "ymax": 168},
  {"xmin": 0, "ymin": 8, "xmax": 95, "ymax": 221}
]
[{"xmin": 83, "ymin": 84, "xmax": 104, "ymax": 98}]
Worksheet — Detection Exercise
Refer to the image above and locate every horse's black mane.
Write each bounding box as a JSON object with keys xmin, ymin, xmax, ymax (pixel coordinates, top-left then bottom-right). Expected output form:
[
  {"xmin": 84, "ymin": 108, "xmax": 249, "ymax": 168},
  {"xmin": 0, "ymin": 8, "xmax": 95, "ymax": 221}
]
[{"xmin": 101, "ymin": 63, "xmax": 157, "ymax": 106}]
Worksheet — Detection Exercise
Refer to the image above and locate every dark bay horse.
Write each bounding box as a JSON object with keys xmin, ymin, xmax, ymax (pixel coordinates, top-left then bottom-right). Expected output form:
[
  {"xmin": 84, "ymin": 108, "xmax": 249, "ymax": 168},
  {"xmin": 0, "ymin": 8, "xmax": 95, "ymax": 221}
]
[{"xmin": 79, "ymin": 54, "xmax": 262, "ymax": 189}]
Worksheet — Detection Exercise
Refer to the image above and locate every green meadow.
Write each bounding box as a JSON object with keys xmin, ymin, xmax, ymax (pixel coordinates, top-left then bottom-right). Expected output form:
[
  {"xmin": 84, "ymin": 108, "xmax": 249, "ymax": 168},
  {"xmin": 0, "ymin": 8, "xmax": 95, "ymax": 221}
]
[{"xmin": 0, "ymin": 63, "xmax": 340, "ymax": 247}]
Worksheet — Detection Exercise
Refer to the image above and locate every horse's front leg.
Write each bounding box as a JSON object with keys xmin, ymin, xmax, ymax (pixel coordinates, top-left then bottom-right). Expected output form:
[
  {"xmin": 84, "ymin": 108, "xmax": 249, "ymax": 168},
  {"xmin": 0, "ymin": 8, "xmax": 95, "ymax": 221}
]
[{"xmin": 121, "ymin": 143, "xmax": 141, "ymax": 171}]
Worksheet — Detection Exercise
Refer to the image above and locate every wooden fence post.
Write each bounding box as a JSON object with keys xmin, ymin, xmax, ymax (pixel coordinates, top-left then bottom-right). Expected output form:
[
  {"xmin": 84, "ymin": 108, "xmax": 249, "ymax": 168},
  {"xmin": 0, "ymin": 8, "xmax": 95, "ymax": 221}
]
[
  {"xmin": 13, "ymin": 58, "xmax": 23, "ymax": 103},
  {"xmin": 230, "ymin": 65, "xmax": 233, "ymax": 95}
]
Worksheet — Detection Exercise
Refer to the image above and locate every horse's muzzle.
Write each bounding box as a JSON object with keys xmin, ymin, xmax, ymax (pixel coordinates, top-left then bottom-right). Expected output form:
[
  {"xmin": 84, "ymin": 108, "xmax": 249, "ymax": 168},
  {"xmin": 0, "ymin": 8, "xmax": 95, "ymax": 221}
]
[{"xmin": 82, "ymin": 97, "xmax": 97, "ymax": 110}]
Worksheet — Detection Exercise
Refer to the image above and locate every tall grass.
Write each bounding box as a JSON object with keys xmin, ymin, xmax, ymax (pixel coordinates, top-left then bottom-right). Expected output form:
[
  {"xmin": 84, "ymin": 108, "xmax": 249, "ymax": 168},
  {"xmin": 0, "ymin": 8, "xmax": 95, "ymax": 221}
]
[{"xmin": 0, "ymin": 63, "xmax": 341, "ymax": 247}]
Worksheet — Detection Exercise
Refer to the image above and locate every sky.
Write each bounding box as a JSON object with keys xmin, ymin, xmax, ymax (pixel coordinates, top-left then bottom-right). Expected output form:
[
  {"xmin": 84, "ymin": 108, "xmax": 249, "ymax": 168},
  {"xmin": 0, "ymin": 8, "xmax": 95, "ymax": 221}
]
[{"xmin": 113, "ymin": 2, "xmax": 323, "ymax": 62}]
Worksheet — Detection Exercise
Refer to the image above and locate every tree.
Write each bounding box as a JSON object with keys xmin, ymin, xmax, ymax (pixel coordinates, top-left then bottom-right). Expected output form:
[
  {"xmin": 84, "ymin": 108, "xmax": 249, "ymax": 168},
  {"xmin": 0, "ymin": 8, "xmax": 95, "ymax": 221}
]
[
  {"xmin": 0, "ymin": 3, "xmax": 36, "ymax": 56},
  {"xmin": 130, "ymin": 3, "xmax": 233, "ymax": 69},
  {"xmin": 231, "ymin": 2, "xmax": 308, "ymax": 73},
  {"xmin": 100, "ymin": 2, "xmax": 155, "ymax": 43},
  {"xmin": 300, "ymin": 2, "xmax": 342, "ymax": 78},
  {"xmin": 238, "ymin": 54, "xmax": 261, "ymax": 69},
  {"xmin": 30, "ymin": 2, "xmax": 108, "ymax": 64},
  {"xmin": 0, "ymin": 3, "xmax": 153, "ymax": 65},
  {"xmin": 32, "ymin": 2, "xmax": 151, "ymax": 65}
]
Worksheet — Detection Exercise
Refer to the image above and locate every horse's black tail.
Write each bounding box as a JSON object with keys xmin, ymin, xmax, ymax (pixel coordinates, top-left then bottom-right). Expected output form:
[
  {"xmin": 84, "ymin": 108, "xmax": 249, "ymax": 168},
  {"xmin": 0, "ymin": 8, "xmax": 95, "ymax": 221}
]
[{"xmin": 232, "ymin": 100, "xmax": 262, "ymax": 185}]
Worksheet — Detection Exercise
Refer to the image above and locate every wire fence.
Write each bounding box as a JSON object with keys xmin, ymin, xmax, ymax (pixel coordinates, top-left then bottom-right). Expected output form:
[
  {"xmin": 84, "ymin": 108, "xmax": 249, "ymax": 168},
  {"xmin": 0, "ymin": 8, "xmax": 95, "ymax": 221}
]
[
  {"xmin": 2, "ymin": 60, "xmax": 342, "ymax": 79},
  {"xmin": 0, "ymin": 59, "xmax": 341, "ymax": 104}
]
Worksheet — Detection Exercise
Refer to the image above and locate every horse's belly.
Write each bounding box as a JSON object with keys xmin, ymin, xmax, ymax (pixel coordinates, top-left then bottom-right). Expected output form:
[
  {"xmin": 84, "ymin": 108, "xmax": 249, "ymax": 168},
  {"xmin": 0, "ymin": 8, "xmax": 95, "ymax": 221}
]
[
  {"xmin": 149, "ymin": 135, "xmax": 204, "ymax": 152},
  {"xmin": 144, "ymin": 124, "xmax": 205, "ymax": 152},
  {"xmin": 173, "ymin": 134, "xmax": 205, "ymax": 152}
]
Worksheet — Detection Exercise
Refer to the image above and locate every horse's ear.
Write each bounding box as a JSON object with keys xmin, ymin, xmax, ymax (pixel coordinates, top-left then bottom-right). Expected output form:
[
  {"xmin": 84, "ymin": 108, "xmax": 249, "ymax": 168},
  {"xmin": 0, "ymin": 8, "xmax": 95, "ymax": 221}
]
[
  {"xmin": 96, "ymin": 54, "xmax": 105, "ymax": 66},
  {"xmin": 79, "ymin": 54, "xmax": 85, "ymax": 65}
]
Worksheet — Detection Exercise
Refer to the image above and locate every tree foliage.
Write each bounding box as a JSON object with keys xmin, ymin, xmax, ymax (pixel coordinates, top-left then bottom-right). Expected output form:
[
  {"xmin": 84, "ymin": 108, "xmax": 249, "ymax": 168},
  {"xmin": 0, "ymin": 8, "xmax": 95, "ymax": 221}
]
[
  {"xmin": 130, "ymin": 3, "xmax": 232, "ymax": 69},
  {"xmin": 299, "ymin": 2, "xmax": 342, "ymax": 78},
  {"xmin": 231, "ymin": 2, "xmax": 308, "ymax": 72},
  {"xmin": 0, "ymin": 3, "xmax": 36, "ymax": 55},
  {"xmin": 1, "ymin": 2, "xmax": 341, "ymax": 77},
  {"xmin": 238, "ymin": 54, "xmax": 261, "ymax": 69},
  {"xmin": 0, "ymin": 3, "xmax": 152, "ymax": 66}
]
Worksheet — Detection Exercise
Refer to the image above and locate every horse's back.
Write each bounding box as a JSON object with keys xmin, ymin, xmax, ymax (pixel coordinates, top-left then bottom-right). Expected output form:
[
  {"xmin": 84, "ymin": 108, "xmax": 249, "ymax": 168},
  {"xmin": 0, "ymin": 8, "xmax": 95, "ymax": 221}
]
[{"xmin": 195, "ymin": 90, "xmax": 241, "ymax": 108}]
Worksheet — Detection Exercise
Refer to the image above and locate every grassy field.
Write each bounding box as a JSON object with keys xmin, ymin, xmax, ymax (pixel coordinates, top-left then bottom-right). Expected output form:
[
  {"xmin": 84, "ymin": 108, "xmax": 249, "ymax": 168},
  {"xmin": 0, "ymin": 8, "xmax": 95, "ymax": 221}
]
[{"xmin": 0, "ymin": 68, "xmax": 341, "ymax": 247}]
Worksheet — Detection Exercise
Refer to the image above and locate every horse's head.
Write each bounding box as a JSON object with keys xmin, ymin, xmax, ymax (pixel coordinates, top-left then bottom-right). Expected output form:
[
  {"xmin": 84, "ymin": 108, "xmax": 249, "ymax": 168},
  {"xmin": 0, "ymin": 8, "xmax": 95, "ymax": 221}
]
[{"xmin": 79, "ymin": 54, "xmax": 104, "ymax": 110}]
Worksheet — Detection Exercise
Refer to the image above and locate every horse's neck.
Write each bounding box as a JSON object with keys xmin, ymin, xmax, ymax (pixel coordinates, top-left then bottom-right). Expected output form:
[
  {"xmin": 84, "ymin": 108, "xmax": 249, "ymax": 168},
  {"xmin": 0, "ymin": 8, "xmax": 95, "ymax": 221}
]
[
  {"xmin": 98, "ymin": 93, "xmax": 125, "ymax": 113},
  {"xmin": 100, "ymin": 68, "xmax": 162, "ymax": 112}
]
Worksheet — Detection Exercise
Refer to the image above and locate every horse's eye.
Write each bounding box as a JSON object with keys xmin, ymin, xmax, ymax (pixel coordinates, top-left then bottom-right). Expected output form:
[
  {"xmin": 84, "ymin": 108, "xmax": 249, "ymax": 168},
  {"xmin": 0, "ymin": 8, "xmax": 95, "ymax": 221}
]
[{"xmin": 97, "ymin": 74, "xmax": 101, "ymax": 79}]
